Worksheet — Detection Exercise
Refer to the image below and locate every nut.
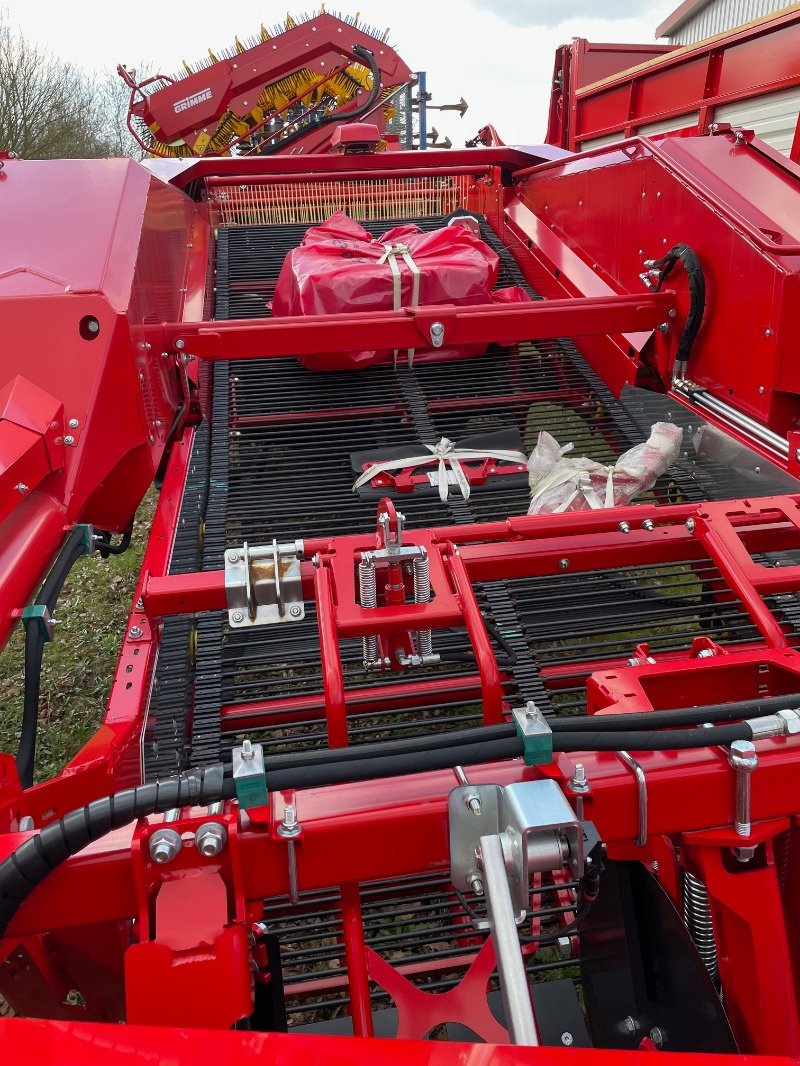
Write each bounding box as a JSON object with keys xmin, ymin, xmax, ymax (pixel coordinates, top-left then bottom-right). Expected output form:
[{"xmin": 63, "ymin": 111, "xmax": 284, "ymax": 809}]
[
  {"xmin": 777, "ymin": 709, "xmax": 800, "ymax": 735},
  {"xmin": 195, "ymin": 821, "xmax": 227, "ymax": 857},
  {"xmin": 149, "ymin": 827, "xmax": 182, "ymax": 864}
]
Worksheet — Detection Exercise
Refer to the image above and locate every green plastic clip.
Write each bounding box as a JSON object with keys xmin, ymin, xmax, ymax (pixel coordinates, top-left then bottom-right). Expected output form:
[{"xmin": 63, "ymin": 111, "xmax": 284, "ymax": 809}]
[
  {"xmin": 21, "ymin": 604, "xmax": 54, "ymax": 643},
  {"xmin": 232, "ymin": 739, "xmax": 268, "ymax": 809},
  {"xmin": 76, "ymin": 524, "xmax": 94, "ymax": 556},
  {"xmin": 512, "ymin": 702, "xmax": 553, "ymax": 766}
]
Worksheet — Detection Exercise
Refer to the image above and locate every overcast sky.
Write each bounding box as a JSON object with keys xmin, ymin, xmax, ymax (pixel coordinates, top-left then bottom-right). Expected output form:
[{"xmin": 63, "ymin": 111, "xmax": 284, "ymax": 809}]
[{"xmin": 1, "ymin": 0, "xmax": 674, "ymax": 145}]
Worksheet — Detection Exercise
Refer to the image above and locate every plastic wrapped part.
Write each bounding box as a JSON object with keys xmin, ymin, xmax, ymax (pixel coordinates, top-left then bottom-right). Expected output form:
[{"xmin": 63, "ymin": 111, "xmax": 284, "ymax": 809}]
[
  {"xmin": 527, "ymin": 422, "xmax": 683, "ymax": 515},
  {"xmin": 270, "ymin": 211, "xmax": 531, "ymax": 371}
]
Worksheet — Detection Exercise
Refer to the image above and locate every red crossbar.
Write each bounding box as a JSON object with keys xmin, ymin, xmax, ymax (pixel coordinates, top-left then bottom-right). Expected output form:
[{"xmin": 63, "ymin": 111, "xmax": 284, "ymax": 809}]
[{"xmin": 163, "ymin": 292, "xmax": 677, "ymax": 361}]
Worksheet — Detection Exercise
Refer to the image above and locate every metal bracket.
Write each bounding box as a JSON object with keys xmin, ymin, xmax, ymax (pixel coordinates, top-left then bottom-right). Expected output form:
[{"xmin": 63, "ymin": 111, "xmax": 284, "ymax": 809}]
[
  {"xmin": 512, "ymin": 702, "xmax": 553, "ymax": 765},
  {"xmin": 225, "ymin": 539, "xmax": 304, "ymax": 628},
  {"xmin": 232, "ymin": 739, "xmax": 268, "ymax": 809},
  {"xmin": 449, "ymin": 779, "xmax": 583, "ymax": 926}
]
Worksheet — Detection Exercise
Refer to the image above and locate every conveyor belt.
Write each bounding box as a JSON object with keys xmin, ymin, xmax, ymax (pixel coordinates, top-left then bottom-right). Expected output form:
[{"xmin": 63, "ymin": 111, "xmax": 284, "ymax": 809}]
[{"xmin": 144, "ymin": 211, "xmax": 784, "ymax": 778}]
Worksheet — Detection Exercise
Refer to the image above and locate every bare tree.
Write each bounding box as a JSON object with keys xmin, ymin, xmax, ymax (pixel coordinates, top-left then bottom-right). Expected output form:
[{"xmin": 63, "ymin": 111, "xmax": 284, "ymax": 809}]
[
  {"xmin": 93, "ymin": 65, "xmax": 151, "ymax": 160},
  {"xmin": 0, "ymin": 18, "xmax": 140, "ymax": 159}
]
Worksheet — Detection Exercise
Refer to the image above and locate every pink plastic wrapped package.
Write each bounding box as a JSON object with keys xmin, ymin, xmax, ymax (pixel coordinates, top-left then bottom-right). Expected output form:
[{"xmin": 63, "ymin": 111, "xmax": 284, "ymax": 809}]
[
  {"xmin": 527, "ymin": 422, "xmax": 683, "ymax": 515},
  {"xmin": 270, "ymin": 211, "xmax": 530, "ymax": 371}
]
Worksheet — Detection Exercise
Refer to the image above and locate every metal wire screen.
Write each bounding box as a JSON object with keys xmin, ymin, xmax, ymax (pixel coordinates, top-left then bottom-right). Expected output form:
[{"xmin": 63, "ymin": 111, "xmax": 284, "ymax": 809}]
[{"xmin": 211, "ymin": 174, "xmax": 473, "ymax": 226}]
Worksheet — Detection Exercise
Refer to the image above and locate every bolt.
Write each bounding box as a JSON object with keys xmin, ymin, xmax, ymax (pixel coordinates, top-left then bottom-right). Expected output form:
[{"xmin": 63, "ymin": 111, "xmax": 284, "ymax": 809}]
[
  {"xmin": 128, "ymin": 625, "xmax": 143, "ymax": 640},
  {"xmin": 622, "ymin": 1016, "xmax": 637, "ymax": 1034},
  {"xmin": 561, "ymin": 1033, "xmax": 574, "ymax": 1046},
  {"xmin": 759, "ymin": 386, "xmax": 765, "ymax": 394},
  {"xmin": 289, "ymin": 604, "xmax": 302, "ymax": 618},
  {"xmin": 668, "ymin": 307, "xmax": 677, "ymax": 318},
  {"xmin": 765, "ymin": 329, "xmax": 772, "ymax": 338},
  {"xmin": 649, "ymin": 1027, "xmax": 665, "ymax": 1049},
  {"xmin": 733, "ymin": 737, "xmax": 759, "ymax": 835},
  {"xmin": 570, "ymin": 762, "xmax": 590, "ymax": 793},
  {"xmin": 468, "ymin": 872, "xmax": 484, "ymax": 896},
  {"xmin": 657, "ymin": 322, "xmax": 669, "ymax": 334},
  {"xmin": 195, "ymin": 821, "xmax": 227, "ymax": 857},
  {"xmin": 241, "ymin": 738, "xmax": 255, "ymax": 761},
  {"xmin": 175, "ymin": 339, "xmax": 185, "ymax": 350},
  {"xmin": 231, "ymin": 610, "xmax": 244, "ymax": 624},
  {"xmin": 754, "ymin": 466, "xmax": 760, "ymax": 475},
  {"xmin": 729, "ymin": 740, "xmax": 757, "ymax": 860},
  {"xmin": 559, "ymin": 558, "xmax": 570, "ymax": 569},
  {"xmin": 278, "ymin": 804, "xmax": 301, "ymax": 838},
  {"xmin": 226, "ymin": 550, "xmax": 240, "ymax": 563},
  {"xmin": 463, "ymin": 790, "xmax": 482, "ymax": 816},
  {"xmin": 135, "ymin": 597, "xmax": 144, "ymax": 611},
  {"xmin": 15, "ymin": 483, "xmax": 28, "ymax": 494},
  {"xmin": 642, "ymin": 518, "xmax": 654, "ymax": 531},
  {"xmin": 149, "ymin": 827, "xmax": 182, "ymax": 864},
  {"xmin": 64, "ymin": 435, "xmax": 75, "ymax": 446},
  {"xmin": 685, "ymin": 518, "xmax": 695, "ymax": 533},
  {"xmin": 68, "ymin": 418, "xmax": 79, "ymax": 429},
  {"xmin": 557, "ymin": 935, "xmax": 572, "ymax": 958},
  {"xmin": 697, "ymin": 648, "xmax": 715, "ymax": 658},
  {"xmin": 618, "ymin": 521, "xmax": 630, "ymax": 534}
]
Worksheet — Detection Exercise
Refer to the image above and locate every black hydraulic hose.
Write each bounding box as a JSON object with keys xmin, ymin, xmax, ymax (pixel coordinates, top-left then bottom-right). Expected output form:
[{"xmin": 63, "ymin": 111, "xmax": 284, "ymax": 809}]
[
  {"xmin": 262, "ymin": 44, "xmax": 382, "ymax": 156},
  {"xmin": 264, "ymin": 736, "xmax": 523, "ymax": 792},
  {"xmin": 95, "ymin": 529, "xmax": 132, "ymax": 558},
  {"xmin": 555, "ymin": 722, "xmax": 749, "ymax": 752},
  {"xmin": 18, "ymin": 527, "xmax": 92, "ymax": 789},
  {"xmin": 0, "ymin": 715, "xmax": 769, "ymax": 940},
  {"xmin": 650, "ymin": 243, "xmax": 705, "ymax": 370},
  {"xmin": 552, "ymin": 691, "xmax": 800, "ymax": 732},
  {"xmin": 267, "ymin": 722, "xmax": 512, "ymax": 771},
  {"xmin": 243, "ymin": 687, "xmax": 796, "ymax": 777},
  {"xmin": 0, "ymin": 765, "xmax": 228, "ymax": 940}
]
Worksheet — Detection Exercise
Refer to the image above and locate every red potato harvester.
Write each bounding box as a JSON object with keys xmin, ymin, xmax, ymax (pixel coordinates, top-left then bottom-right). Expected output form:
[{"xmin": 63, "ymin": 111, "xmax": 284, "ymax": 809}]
[{"xmin": 1, "ymin": 6, "xmax": 800, "ymax": 1063}]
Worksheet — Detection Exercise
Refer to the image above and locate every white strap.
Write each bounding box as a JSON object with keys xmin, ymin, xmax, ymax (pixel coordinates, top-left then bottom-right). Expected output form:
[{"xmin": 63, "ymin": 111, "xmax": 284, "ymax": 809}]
[
  {"xmin": 378, "ymin": 243, "xmax": 421, "ymax": 368},
  {"xmin": 530, "ymin": 458, "xmax": 643, "ymax": 512},
  {"xmin": 353, "ymin": 437, "xmax": 527, "ymax": 503}
]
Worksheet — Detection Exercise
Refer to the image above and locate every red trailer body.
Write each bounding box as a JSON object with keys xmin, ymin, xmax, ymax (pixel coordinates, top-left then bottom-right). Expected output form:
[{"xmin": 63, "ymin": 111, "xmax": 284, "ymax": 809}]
[{"xmin": 546, "ymin": 6, "xmax": 800, "ymax": 160}]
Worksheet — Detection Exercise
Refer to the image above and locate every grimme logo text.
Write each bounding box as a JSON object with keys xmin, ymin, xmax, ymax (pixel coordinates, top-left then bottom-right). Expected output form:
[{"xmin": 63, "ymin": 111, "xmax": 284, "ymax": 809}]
[{"xmin": 173, "ymin": 88, "xmax": 212, "ymax": 114}]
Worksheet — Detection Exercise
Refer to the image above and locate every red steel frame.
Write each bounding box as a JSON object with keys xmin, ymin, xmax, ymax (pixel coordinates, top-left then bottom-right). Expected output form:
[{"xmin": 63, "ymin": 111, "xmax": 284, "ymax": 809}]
[
  {"xmin": 547, "ymin": 7, "xmax": 800, "ymax": 157},
  {"xmin": 3, "ymin": 140, "xmax": 800, "ymax": 1059},
  {"xmin": 5, "ymin": 485, "xmax": 800, "ymax": 1055}
]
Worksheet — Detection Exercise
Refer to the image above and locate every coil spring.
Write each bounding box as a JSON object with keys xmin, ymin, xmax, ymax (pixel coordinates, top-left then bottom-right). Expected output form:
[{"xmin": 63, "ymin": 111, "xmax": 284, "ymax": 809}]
[
  {"xmin": 358, "ymin": 559, "xmax": 379, "ymax": 666},
  {"xmin": 683, "ymin": 872, "xmax": 719, "ymax": 984},
  {"xmin": 413, "ymin": 550, "xmax": 432, "ymax": 658}
]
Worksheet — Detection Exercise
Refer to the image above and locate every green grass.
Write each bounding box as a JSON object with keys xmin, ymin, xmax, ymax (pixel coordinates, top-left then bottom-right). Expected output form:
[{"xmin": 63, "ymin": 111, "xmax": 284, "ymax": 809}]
[{"xmin": 0, "ymin": 489, "xmax": 158, "ymax": 784}]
